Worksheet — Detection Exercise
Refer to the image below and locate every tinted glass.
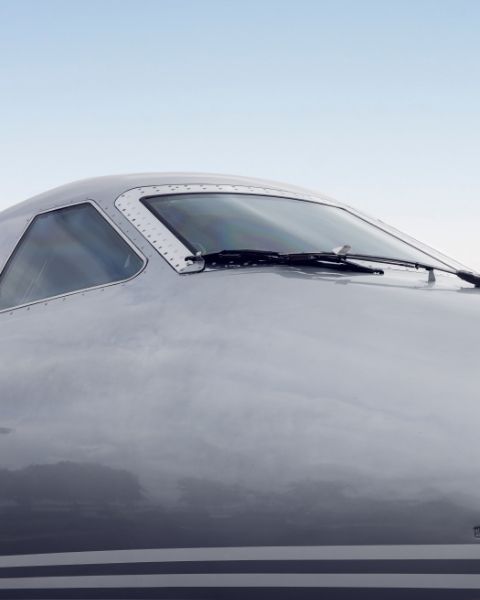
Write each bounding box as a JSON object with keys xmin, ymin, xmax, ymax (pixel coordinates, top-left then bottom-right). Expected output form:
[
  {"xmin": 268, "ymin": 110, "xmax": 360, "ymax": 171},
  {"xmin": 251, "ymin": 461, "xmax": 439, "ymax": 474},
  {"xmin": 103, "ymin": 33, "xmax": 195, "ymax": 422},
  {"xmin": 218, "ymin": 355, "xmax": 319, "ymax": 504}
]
[
  {"xmin": 143, "ymin": 193, "xmax": 446, "ymax": 267},
  {"xmin": 0, "ymin": 203, "xmax": 144, "ymax": 310}
]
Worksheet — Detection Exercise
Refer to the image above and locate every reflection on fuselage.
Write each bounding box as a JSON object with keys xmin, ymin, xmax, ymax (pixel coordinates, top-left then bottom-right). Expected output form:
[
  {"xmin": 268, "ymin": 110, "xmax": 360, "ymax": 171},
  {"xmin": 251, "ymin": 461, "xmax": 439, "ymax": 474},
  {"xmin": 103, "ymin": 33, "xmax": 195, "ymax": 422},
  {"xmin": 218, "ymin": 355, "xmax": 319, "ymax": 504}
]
[{"xmin": 0, "ymin": 461, "xmax": 477, "ymax": 555}]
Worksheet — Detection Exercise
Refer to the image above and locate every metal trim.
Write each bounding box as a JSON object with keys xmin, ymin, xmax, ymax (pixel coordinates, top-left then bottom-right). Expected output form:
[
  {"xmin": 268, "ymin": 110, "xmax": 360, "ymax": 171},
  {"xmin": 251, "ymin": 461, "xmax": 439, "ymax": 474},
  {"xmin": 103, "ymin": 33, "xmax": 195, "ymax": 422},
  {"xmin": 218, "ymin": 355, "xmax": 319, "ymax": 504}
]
[{"xmin": 0, "ymin": 200, "xmax": 147, "ymax": 315}]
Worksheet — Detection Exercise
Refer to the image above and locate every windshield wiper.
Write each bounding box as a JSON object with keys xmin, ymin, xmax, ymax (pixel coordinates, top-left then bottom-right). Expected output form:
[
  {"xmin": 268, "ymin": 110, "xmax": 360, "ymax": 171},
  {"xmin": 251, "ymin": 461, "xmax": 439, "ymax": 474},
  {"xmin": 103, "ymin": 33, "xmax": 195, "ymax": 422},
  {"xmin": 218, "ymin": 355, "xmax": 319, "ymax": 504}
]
[
  {"xmin": 318, "ymin": 252, "xmax": 480, "ymax": 287},
  {"xmin": 186, "ymin": 249, "xmax": 480, "ymax": 287},
  {"xmin": 186, "ymin": 250, "xmax": 384, "ymax": 275}
]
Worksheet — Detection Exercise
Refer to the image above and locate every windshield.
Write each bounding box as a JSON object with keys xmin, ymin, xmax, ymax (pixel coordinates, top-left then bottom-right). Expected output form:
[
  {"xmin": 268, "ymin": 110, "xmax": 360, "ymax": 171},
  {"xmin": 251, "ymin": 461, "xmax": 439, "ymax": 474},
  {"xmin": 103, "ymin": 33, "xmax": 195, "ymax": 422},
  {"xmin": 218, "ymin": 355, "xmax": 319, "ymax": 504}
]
[{"xmin": 142, "ymin": 193, "xmax": 449, "ymax": 268}]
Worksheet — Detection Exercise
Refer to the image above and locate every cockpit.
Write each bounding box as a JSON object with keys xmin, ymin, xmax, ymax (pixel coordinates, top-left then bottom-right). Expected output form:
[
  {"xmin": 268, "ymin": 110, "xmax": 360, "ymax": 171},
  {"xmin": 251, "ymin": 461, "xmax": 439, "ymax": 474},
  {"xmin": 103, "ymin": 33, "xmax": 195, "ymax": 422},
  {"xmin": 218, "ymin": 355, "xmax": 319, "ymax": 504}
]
[{"xmin": 0, "ymin": 181, "xmax": 475, "ymax": 313}]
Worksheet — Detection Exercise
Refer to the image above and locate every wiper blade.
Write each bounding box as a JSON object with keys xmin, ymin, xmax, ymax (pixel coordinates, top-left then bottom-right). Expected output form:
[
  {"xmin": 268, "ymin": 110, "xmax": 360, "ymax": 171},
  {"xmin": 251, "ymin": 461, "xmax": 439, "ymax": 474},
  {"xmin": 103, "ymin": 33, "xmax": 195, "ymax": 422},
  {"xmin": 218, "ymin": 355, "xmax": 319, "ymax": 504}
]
[
  {"xmin": 329, "ymin": 252, "xmax": 480, "ymax": 288},
  {"xmin": 186, "ymin": 250, "xmax": 384, "ymax": 275}
]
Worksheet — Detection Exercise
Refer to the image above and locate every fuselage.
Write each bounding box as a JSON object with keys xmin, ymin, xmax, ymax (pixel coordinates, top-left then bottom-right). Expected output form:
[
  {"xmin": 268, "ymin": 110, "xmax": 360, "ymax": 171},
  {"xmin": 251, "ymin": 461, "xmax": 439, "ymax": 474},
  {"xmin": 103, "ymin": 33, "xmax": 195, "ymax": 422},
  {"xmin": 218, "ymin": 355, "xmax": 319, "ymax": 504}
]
[{"xmin": 1, "ymin": 173, "xmax": 479, "ymax": 598}]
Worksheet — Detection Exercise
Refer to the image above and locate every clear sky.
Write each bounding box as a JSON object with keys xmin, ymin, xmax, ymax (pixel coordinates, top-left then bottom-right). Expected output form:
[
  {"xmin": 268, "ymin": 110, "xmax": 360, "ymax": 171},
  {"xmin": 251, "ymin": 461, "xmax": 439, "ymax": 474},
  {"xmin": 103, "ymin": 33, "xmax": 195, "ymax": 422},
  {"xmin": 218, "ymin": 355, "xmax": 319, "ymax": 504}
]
[{"xmin": 1, "ymin": 0, "xmax": 479, "ymax": 268}]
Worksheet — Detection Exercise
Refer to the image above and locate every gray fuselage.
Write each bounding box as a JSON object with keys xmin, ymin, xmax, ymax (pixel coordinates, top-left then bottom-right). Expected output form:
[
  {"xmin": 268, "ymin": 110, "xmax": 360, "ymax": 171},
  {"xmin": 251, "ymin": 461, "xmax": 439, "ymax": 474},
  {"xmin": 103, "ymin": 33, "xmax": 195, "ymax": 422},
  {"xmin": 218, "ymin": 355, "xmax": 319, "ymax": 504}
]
[{"xmin": 1, "ymin": 173, "xmax": 479, "ymax": 597}]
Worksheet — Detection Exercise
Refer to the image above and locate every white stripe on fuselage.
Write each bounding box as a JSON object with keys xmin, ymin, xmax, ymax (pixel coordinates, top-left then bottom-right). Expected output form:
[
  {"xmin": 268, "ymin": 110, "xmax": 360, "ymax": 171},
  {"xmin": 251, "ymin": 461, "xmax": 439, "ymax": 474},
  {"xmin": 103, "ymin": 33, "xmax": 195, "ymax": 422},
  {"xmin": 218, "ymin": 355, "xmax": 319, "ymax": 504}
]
[
  {"xmin": 2, "ymin": 573, "xmax": 480, "ymax": 589},
  {"xmin": 2, "ymin": 545, "xmax": 480, "ymax": 568}
]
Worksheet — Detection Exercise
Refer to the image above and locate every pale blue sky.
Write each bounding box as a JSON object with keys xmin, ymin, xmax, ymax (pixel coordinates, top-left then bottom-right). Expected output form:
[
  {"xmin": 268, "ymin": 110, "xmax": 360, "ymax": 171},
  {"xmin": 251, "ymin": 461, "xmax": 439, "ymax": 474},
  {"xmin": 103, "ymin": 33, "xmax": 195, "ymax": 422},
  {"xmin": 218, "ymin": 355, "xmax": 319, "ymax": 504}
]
[{"xmin": 1, "ymin": 0, "xmax": 479, "ymax": 267}]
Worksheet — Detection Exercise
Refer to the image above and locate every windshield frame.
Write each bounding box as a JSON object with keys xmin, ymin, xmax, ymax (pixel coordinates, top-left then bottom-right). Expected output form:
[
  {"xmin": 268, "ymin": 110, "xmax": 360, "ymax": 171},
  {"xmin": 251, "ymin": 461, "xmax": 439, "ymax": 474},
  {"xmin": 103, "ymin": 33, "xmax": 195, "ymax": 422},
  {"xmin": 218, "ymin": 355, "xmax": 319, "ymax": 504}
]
[{"xmin": 114, "ymin": 184, "xmax": 469, "ymax": 274}]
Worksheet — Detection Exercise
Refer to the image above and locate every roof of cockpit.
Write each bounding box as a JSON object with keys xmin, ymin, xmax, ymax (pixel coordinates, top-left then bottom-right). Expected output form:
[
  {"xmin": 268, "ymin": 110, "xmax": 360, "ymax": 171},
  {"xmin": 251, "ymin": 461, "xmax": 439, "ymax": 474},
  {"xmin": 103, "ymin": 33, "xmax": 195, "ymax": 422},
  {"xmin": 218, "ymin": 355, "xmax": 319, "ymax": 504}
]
[{"xmin": 1, "ymin": 173, "xmax": 338, "ymax": 218}]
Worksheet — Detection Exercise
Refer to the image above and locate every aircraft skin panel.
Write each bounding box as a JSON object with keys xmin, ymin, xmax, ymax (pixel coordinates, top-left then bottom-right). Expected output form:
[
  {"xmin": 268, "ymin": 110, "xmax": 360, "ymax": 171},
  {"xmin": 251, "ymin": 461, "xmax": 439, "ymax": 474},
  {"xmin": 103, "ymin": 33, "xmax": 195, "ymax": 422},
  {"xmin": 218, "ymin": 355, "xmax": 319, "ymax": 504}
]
[{"xmin": 0, "ymin": 174, "xmax": 479, "ymax": 596}]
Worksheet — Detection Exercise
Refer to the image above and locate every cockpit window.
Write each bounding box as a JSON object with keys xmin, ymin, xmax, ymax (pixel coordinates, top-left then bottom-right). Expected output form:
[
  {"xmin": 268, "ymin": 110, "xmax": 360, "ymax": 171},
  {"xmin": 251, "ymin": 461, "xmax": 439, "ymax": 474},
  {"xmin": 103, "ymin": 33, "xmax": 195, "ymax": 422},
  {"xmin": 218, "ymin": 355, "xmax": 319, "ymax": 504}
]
[
  {"xmin": 142, "ymin": 193, "xmax": 448, "ymax": 268},
  {"xmin": 0, "ymin": 203, "xmax": 144, "ymax": 311}
]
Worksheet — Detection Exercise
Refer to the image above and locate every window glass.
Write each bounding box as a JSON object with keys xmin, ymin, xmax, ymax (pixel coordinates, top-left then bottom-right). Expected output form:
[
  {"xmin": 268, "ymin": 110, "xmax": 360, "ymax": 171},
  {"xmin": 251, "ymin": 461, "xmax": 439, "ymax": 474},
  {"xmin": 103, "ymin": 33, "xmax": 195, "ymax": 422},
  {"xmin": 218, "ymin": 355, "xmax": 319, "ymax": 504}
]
[
  {"xmin": 0, "ymin": 203, "xmax": 144, "ymax": 310},
  {"xmin": 142, "ymin": 193, "xmax": 447, "ymax": 268}
]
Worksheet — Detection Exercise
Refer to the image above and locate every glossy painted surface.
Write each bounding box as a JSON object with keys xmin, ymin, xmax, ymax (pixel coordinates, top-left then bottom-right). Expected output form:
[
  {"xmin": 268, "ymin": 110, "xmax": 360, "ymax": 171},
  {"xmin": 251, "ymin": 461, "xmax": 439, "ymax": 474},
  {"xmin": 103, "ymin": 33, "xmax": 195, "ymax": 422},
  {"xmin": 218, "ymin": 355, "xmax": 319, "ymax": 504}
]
[{"xmin": 1, "ymin": 173, "xmax": 480, "ymax": 597}]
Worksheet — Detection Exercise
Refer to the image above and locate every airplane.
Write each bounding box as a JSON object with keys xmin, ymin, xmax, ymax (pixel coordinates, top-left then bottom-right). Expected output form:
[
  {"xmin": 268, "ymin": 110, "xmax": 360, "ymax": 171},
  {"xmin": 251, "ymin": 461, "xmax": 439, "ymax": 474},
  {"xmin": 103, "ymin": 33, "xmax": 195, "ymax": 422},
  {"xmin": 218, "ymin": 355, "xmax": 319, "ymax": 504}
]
[{"xmin": 0, "ymin": 172, "xmax": 479, "ymax": 599}]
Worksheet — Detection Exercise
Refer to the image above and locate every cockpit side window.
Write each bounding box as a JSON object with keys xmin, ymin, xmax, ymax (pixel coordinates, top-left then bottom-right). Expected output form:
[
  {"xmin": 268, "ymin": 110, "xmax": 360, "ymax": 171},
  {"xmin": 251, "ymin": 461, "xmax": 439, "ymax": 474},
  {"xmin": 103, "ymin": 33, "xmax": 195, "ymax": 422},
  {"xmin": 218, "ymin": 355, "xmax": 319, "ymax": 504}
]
[{"xmin": 0, "ymin": 202, "xmax": 144, "ymax": 311}]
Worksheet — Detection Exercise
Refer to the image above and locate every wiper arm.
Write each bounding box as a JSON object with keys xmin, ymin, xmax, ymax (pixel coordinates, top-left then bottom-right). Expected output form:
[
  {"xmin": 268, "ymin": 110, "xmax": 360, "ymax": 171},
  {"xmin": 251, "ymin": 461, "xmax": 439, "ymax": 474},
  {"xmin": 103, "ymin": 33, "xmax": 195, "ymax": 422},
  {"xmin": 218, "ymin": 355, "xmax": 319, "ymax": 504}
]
[
  {"xmin": 328, "ymin": 252, "xmax": 480, "ymax": 288},
  {"xmin": 187, "ymin": 249, "xmax": 281, "ymax": 264},
  {"xmin": 276, "ymin": 252, "xmax": 383, "ymax": 274},
  {"xmin": 186, "ymin": 250, "xmax": 383, "ymax": 275}
]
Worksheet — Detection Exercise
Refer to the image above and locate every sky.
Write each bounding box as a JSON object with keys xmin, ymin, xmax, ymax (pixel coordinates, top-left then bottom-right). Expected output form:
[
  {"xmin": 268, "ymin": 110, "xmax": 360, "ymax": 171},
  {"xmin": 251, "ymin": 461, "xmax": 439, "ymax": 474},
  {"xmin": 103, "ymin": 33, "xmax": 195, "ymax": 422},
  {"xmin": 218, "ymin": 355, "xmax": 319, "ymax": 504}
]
[{"xmin": 1, "ymin": 0, "xmax": 479, "ymax": 268}]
